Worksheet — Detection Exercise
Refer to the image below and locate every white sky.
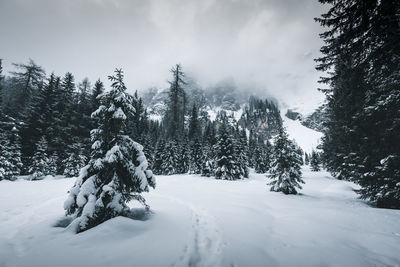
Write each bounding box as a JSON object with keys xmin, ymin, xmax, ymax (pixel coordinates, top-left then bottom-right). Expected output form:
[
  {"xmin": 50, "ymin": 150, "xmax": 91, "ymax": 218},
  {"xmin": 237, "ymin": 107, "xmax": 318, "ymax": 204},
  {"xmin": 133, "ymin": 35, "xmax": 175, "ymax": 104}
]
[{"xmin": 0, "ymin": 0, "xmax": 327, "ymax": 113}]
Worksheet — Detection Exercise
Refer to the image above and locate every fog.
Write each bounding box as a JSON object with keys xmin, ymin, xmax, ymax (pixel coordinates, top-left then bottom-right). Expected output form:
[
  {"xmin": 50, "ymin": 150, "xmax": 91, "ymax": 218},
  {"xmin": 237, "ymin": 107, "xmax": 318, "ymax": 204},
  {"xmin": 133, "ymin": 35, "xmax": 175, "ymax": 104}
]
[{"xmin": 0, "ymin": 0, "xmax": 327, "ymax": 112}]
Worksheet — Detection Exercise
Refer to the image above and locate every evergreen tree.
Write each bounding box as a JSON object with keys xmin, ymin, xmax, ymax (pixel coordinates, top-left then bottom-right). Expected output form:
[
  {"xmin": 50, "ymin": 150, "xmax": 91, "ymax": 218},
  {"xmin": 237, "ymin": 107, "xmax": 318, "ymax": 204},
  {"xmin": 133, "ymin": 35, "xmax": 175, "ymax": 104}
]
[
  {"xmin": 268, "ymin": 125, "xmax": 304, "ymax": 194},
  {"xmin": 7, "ymin": 59, "xmax": 45, "ymax": 117},
  {"xmin": 52, "ymin": 72, "xmax": 76, "ymax": 170},
  {"xmin": 178, "ymin": 141, "xmax": 190, "ymax": 174},
  {"xmin": 188, "ymin": 103, "xmax": 200, "ymax": 141},
  {"xmin": 164, "ymin": 64, "xmax": 186, "ymax": 139},
  {"xmin": 64, "ymin": 69, "xmax": 155, "ymax": 233},
  {"xmin": 22, "ymin": 73, "xmax": 58, "ymax": 166},
  {"xmin": 29, "ymin": 136, "xmax": 50, "ymax": 180},
  {"xmin": 7, "ymin": 126, "xmax": 23, "ymax": 179},
  {"xmin": 310, "ymin": 150, "xmax": 321, "ymax": 172},
  {"xmin": 236, "ymin": 128, "xmax": 249, "ymax": 178},
  {"xmin": 0, "ymin": 132, "xmax": 12, "ymax": 180},
  {"xmin": 304, "ymin": 152, "xmax": 310, "ymax": 165},
  {"xmin": 152, "ymin": 139, "xmax": 165, "ymax": 175},
  {"xmin": 63, "ymin": 143, "xmax": 87, "ymax": 177},
  {"xmin": 214, "ymin": 124, "xmax": 240, "ymax": 180},
  {"xmin": 189, "ymin": 139, "xmax": 203, "ymax": 174},
  {"xmin": 160, "ymin": 140, "xmax": 180, "ymax": 175},
  {"xmin": 316, "ymin": 0, "xmax": 400, "ymax": 208}
]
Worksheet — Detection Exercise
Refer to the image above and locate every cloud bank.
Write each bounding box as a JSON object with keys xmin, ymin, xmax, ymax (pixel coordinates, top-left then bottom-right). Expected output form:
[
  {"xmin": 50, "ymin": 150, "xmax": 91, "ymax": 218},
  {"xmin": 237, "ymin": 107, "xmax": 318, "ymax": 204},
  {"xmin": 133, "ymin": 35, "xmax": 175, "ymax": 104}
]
[{"xmin": 0, "ymin": 0, "xmax": 327, "ymax": 112}]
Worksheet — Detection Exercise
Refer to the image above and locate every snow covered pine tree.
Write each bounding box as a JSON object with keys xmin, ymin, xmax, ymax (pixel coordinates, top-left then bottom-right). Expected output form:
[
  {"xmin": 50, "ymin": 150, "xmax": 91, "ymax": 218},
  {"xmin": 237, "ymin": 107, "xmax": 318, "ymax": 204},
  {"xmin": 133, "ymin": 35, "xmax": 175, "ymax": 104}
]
[
  {"xmin": 268, "ymin": 124, "xmax": 304, "ymax": 194},
  {"xmin": 64, "ymin": 69, "xmax": 156, "ymax": 233}
]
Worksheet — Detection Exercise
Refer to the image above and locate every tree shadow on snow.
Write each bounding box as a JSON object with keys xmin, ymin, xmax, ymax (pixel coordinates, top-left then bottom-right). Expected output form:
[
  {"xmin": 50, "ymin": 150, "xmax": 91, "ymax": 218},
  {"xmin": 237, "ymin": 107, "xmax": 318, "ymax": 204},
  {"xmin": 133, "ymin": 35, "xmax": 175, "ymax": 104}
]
[{"xmin": 125, "ymin": 208, "xmax": 153, "ymax": 221}]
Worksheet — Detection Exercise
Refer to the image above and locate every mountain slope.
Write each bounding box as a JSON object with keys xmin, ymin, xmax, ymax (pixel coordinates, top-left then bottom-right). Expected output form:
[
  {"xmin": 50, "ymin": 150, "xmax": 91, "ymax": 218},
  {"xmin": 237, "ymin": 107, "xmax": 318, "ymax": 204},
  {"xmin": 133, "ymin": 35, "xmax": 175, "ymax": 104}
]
[{"xmin": 282, "ymin": 110, "xmax": 323, "ymax": 154}]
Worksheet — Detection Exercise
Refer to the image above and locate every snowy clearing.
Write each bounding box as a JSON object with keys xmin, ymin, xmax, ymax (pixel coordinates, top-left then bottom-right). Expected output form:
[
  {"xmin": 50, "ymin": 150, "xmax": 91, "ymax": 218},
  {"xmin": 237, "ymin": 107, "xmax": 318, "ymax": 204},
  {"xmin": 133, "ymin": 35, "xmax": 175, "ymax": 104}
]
[
  {"xmin": 0, "ymin": 168, "xmax": 399, "ymax": 267},
  {"xmin": 282, "ymin": 112, "xmax": 323, "ymax": 154}
]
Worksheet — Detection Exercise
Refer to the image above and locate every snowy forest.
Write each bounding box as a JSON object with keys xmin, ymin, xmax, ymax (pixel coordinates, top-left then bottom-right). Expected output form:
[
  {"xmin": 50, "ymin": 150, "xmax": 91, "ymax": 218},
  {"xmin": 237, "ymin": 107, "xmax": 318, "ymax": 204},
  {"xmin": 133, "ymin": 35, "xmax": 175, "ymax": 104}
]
[{"xmin": 0, "ymin": 0, "xmax": 399, "ymax": 266}]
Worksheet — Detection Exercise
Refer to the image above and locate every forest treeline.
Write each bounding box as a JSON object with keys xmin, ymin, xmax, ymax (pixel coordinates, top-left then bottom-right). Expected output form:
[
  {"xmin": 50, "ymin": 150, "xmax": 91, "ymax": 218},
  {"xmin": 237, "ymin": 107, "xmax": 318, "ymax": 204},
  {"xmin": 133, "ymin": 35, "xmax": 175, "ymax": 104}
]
[{"xmin": 0, "ymin": 60, "xmax": 315, "ymax": 185}]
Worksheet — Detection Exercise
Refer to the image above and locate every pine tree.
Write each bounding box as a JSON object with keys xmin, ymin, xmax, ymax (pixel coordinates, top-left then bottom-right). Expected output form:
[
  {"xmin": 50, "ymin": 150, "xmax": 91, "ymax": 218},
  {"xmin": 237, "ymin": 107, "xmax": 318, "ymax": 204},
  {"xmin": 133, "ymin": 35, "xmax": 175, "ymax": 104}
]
[
  {"xmin": 310, "ymin": 150, "xmax": 321, "ymax": 172},
  {"xmin": 22, "ymin": 73, "xmax": 58, "ymax": 166},
  {"xmin": 64, "ymin": 69, "xmax": 155, "ymax": 233},
  {"xmin": 164, "ymin": 64, "xmax": 186, "ymax": 139},
  {"xmin": 236, "ymin": 128, "xmax": 249, "ymax": 178},
  {"xmin": 189, "ymin": 139, "xmax": 203, "ymax": 174},
  {"xmin": 304, "ymin": 152, "xmax": 310, "ymax": 165},
  {"xmin": 160, "ymin": 140, "xmax": 180, "ymax": 175},
  {"xmin": 7, "ymin": 126, "xmax": 23, "ymax": 179},
  {"xmin": 178, "ymin": 141, "xmax": 190, "ymax": 174},
  {"xmin": 188, "ymin": 103, "xmax": 200, "ymax": 141},
  {"xmin": 29, "ymin": 136, "xmax": 50, "ymax": 180},
  {"xmin": 152, "ymin": 140, "xmax": 165, "ymax": 175},
  {"xmin": 316, "ymin": 0, "xmax": 400, "ymax": 208},
  {"xmin": 63, "ymin": 143, "xmax": 87, "ymax": 177},
  {"xmin": 7, "ymin": 59, "xmax": 45, "ymax": 118},
  {"xmin": 0, "ymin": 133, "xmax": 12, "ymax": 180},
  {"xmin": 52, "ymin": 72, "xmax": 76, "ymax": 170},
  {"xmin": 268, "ymin": 125, "xmax": 304, "ymax": 194},
  {"xmin": 214, "ymin": 124, "xmax": 240, "ymax": 180}
]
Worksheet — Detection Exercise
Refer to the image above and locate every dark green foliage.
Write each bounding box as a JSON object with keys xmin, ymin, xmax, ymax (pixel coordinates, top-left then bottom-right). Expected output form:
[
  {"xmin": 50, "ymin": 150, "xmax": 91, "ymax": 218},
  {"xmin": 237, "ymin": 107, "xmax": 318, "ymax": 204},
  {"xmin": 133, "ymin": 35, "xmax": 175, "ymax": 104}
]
[
  {"xmin": 310, "ymin": 150, "xmax": 321, "ymax": 172},
  {"xmin": 164, "ymin": 64, "xmax": 186, "ymax": 139},
  {"xmin": 316, "ymin": 0, "xmax": 400, "ymax": 208}
]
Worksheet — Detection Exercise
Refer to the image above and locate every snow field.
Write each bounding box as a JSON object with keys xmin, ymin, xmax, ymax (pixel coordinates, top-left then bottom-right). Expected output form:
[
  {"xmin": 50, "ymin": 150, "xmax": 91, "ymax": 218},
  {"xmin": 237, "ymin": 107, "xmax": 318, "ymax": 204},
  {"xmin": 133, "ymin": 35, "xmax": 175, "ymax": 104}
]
[{"xmin": 0, "ymin": 168, "xmax": 399, "ymax": 267}]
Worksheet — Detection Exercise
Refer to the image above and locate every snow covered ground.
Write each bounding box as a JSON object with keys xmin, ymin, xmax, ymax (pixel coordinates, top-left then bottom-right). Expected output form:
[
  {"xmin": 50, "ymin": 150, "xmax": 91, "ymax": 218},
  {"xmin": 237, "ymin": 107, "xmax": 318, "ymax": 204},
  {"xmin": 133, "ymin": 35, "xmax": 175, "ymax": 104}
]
[
  {"xmin": 282, "ymin": 112, "xmax": 323, "ymax": 154},
  {"xmin": 1, "ymin": 168, "xmax": 399, "ymax": 267}
]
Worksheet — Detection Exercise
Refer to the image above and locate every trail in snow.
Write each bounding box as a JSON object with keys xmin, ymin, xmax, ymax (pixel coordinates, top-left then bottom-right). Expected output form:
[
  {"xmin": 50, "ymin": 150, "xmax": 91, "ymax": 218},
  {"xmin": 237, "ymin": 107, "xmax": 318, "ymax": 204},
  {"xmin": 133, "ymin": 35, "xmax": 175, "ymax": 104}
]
[{"xmin": 154, "ymin": 194, "xmax": 223, "ymax": 267}]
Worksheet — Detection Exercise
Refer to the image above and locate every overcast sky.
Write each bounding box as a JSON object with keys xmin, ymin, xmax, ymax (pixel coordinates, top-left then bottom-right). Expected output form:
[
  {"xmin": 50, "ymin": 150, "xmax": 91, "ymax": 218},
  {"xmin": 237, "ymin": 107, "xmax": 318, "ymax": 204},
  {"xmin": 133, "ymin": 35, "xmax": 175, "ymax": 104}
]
[{"xmin": 0, "ymin": 0, "xmax": 327, "ymax": 113}]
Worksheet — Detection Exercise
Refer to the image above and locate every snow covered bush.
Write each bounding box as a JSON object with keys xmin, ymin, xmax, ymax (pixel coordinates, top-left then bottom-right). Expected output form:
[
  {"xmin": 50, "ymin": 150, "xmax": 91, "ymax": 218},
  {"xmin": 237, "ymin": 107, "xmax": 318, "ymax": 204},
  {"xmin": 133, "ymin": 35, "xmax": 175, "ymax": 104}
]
[
  {"xmin": 64, "ymin": 69, "xmax": 156, "ymax": 233},
  {"xmin": 268, "ymin": 124, "xmax": 304, "ymax": 194}
]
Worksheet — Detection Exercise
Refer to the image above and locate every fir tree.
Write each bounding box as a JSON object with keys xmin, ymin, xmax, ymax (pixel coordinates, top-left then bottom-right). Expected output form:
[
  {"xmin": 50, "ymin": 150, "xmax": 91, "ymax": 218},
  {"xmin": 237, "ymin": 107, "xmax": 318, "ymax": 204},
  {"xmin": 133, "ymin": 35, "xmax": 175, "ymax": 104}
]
[
  {"xmin": 316, "ymin": 0, "xmax": 400, "ymax": 208},
  {"xmin": 164, "ymin": 64, "xmax": 186, "ymax": 139},
  {"xmin": 8, "ymin": 126, "xmax": 23, "ymax": 179},
  {"xmin": 189, "ymin": 139, "xmax": 203, "ymax": 174},
  {"xmin": 7, "ymin": 59, "xmax": 45, "ymax": 118},
  {"xmin": 214, "ymin": 124, "xmax": 240, "ymax": 180},
  {"xmin": 268, "ymin": 125, "xmax": 304, "ymax": 194},
  {"xmin": 64, "ymin": 69, "xmax": 155, "ymax": 233},
  {"xmin": 29, "ymin": 136, "xmax": 50, "ymax": 180},
  {"xmin": 152, "ymin": 140, "xmax": 166, "ymax": 175},
  {"xmin": 63, "ymin": 143, "xmax": 87, "ymax": 177},
  {"xmin": 188, "ymin": 103, "xmax": 200, "ymax": 141},
  {"xmin": 310, "ymin": 150, "xmax": 321, "ymax": 172},
  {"xmin": 304, "ymin": 153, "xmax": 310, "ymax": 165},
  {"xmin": 160, "ymin": 140, "xmax": 180, "ymax": 175}
]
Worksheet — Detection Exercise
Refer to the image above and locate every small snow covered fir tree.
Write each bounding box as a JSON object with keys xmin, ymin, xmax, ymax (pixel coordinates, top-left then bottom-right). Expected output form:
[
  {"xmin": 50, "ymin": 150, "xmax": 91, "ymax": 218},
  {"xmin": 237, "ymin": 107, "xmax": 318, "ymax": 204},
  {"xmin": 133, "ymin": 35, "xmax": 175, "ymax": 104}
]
[
  {"xmin": 310, "ymin": 150, "xmax": 321, "ymax": 171},
  {"xmin": 268, "ymin": 124, "xmax": 304, "ymax": 194},
  {"xmin": 63, "ymin": 143, "xmax": 87, "ymax": 177},
  {"xmin": 29, "ymin": 136, "xmax": 50, "ymax": 180},
  {"xmin": 0, "ymin": 126, "xmax": 23, "ymax": 180},
  {"xmin": 214, "ymin": 124, "xmax": 241, "ymax": 180},
  {"xmin": 64, "ymin": 69, "xmax": 155, "ymax": 233}
]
